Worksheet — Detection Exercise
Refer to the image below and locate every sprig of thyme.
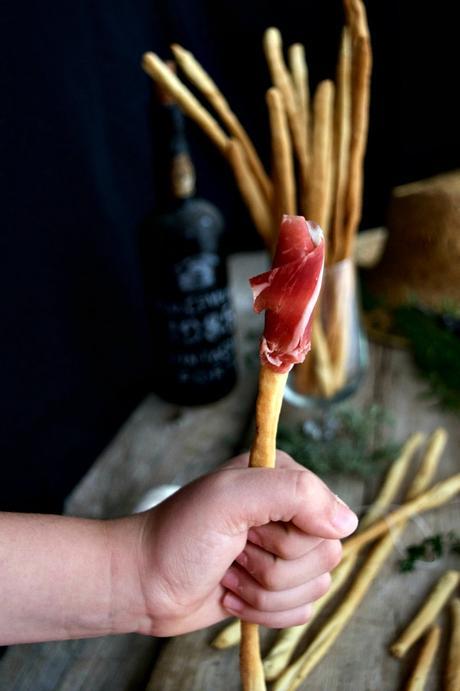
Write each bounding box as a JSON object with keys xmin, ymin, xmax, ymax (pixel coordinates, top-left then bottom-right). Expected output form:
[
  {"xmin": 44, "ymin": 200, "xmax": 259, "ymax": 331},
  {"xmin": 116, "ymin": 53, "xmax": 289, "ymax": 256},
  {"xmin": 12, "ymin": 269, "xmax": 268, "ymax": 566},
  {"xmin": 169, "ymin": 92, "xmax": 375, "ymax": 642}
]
[
  {"xmin": 399, "ymin": 532, "xmax": 460, "ymax": 572},
  {"xmin": 277, "ymin": 405, "xmax": 398, "ymax": 477}
]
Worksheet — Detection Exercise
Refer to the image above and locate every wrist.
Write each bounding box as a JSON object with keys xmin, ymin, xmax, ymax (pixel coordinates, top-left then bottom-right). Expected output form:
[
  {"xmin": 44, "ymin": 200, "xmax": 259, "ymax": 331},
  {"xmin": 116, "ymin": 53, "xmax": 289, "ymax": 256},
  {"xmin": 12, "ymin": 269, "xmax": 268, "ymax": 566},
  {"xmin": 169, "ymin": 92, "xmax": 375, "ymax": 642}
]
[{"xmin": 105, "ymin": 513, "xmax": 153, "ymax": 636}]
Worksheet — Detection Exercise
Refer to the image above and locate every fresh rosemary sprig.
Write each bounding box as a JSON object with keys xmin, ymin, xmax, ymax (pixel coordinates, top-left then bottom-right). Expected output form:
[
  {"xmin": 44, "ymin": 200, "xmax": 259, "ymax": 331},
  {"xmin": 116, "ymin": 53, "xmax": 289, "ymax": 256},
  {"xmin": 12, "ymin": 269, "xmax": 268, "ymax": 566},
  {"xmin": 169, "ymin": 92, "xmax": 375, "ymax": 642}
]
[{"xmin": 399, "ymin": 532, "xmax": 460, "ymax": 572}]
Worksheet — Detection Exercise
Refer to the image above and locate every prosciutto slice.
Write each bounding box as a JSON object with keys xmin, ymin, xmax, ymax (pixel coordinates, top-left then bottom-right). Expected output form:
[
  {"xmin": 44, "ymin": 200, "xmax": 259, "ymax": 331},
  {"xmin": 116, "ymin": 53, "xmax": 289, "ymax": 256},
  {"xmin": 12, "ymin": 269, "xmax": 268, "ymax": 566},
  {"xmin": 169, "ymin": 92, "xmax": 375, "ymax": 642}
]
[{"xmin": 249, "ymin": 215, "xmax": 325, "ymax": 373}]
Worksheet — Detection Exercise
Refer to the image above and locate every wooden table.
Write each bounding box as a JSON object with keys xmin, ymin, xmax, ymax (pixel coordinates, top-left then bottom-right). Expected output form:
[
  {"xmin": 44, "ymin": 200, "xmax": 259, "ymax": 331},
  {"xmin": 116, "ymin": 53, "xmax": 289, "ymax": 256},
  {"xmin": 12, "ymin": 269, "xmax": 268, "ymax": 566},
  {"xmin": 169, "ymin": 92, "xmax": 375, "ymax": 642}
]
[{"xmin": 1, "ymin": 252, "xmax": 458, "ymax": 691}]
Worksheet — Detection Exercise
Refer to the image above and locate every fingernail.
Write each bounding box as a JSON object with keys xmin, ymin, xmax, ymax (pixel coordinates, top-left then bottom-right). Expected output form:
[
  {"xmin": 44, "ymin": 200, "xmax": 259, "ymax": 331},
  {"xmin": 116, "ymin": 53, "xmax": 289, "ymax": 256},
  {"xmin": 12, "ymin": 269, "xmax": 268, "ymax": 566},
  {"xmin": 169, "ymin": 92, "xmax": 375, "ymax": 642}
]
[
  {"xmin": 223, "ymin": 592, "xmax": 243, "ymax": 613},
  {"xmin": 332, "ymin": 495, "xmax": 358, "ymax": 533}
]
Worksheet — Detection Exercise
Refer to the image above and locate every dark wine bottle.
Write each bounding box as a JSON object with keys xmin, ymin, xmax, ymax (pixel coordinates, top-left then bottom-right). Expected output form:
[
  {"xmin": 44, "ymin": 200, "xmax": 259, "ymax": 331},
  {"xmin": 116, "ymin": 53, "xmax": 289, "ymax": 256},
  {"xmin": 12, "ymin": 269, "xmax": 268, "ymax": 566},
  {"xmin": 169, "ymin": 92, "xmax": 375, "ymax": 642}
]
[{"xmin": 145, "ymin": 83, "xmax": 237, "ymax": 405}]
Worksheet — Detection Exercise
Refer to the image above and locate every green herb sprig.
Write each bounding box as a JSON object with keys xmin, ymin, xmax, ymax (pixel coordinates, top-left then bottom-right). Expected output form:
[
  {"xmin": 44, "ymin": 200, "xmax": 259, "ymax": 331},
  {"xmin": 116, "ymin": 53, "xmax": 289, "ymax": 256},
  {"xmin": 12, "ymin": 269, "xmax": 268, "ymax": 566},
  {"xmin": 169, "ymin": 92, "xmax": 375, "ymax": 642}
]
[
  {"xmin": 399, "ymin": 532, "xmax": 460, "ymax": 572},
  {"xmin": 277, "ymin": 405, "xmax": 398, "ymax": 477},
  {"xmin": 394, "ymin": 306, "xmax": 460, "ymax": 411}
]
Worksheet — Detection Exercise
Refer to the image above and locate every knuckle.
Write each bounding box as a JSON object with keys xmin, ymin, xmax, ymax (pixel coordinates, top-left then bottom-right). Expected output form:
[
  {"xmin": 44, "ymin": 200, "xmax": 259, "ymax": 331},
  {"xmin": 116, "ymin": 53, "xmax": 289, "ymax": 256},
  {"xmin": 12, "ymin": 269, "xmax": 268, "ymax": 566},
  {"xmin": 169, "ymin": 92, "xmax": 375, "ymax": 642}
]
[
  {"xmin": 259, "ymin": 564, "xmax": 280, "ymax": 591},
  {"xmin": 293, "ymin": 469, "xmax": 312, "ymax": 503},
  {"xmin": 289, "ymin": 604, "xmax": 313, "ymax": 627},
  {"xmin": 274, "ymin": 535, "xmax": 294, "ymax": 560},
  {"xmin": 315, "ymin": 572, "xmax": 332, "ymax": 599},
  {"xmin": 322, "ymin": 539, "xmax": 343, "ymax": 571},
  {"xmin": 252, "ymin": 588, "xmax": 268, "ymax": 611}
]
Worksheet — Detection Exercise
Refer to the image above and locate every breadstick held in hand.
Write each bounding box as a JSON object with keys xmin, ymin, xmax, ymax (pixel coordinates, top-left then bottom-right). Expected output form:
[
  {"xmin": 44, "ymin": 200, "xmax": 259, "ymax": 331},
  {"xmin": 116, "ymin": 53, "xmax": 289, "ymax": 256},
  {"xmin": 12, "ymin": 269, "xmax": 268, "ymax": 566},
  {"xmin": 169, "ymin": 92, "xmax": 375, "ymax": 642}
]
[{"xmin": 236, "ymin": 215, "xmax": 356, "ymax": 690}]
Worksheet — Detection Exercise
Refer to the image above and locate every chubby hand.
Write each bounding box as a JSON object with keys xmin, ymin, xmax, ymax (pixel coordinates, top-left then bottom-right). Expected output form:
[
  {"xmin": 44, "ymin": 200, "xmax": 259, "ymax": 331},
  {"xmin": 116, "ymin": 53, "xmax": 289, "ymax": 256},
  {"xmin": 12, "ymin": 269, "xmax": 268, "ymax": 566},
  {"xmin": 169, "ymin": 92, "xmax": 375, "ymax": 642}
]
[{"xmin": 132, "ymin": 452, "xmax": 357, "ymax": 637}]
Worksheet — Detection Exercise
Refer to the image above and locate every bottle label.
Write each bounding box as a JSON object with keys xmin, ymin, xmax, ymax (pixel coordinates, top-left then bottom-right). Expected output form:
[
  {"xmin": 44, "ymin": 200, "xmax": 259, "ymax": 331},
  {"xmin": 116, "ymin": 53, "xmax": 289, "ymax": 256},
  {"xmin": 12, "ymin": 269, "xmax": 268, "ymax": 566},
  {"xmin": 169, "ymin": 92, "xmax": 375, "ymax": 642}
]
[
  {"xmin": 153, "ymin": 283, "xmax": 236, "ymax": 389},
  {"xmin": 174, "ymin": 252, "xmax": 218, "ymax": 292}
]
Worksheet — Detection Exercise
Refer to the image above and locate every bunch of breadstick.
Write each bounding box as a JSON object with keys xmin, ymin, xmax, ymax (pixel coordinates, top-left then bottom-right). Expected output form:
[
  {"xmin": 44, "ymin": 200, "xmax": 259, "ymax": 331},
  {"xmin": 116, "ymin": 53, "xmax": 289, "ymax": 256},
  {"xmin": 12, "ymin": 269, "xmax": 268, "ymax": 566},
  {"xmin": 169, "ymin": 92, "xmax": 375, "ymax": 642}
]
[
  {"xmin": 211, "ymin": 427, "xmax": 460, "ymax": 689},
  {"xmin": 142, "ymin": 0, "xmax": 372, "ymax": 400}
]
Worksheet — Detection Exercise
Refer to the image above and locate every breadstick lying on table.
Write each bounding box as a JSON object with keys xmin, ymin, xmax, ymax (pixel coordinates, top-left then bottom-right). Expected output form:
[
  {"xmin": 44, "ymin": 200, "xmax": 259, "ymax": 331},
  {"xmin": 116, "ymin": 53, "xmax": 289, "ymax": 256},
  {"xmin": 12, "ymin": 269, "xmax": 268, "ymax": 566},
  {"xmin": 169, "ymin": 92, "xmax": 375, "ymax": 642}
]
[
  {"xmin": 446, "ymin": 598, "xmax": 460, "ymax": 691},
  {"xmin": 405, "ymin": 625, "xmax": 441, "ymax": 691},
  {"xmin": 273, "ymin": 427, "xmax": 448, "ymax": 690},
  {"xmin": 239, "ymin": 215, "xmax": 325, "ymax": 691},
  {"xmin": 262, "ymin": 430, "xmax": 425, "ymax": 681},
  {"xmin": 211, "ymin": 617, "xmax": 240, "ymax": 650},
  {"xmin": 405, "ymin": 427, "xmax": 447, "ymax": 500},
  {"xmin": 342, "ymin": 473, "xmax": 460, "ymax": 558},
  {"xmin": 359, "ymin": 431, "xmax": 426, "ymax": 528},
  {"xmin": 391, "ymin": 570, "xmax": 459, "ymax": 658}
]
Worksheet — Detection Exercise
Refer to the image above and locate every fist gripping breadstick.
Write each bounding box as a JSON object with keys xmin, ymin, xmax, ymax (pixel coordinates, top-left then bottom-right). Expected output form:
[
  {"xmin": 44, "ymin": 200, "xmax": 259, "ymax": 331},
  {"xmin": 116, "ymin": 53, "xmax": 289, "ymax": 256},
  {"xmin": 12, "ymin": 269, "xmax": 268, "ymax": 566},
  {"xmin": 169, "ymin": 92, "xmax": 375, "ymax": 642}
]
[{"xmin": 240, "ymin": 215, "xmax": 325, "ymax": 690}]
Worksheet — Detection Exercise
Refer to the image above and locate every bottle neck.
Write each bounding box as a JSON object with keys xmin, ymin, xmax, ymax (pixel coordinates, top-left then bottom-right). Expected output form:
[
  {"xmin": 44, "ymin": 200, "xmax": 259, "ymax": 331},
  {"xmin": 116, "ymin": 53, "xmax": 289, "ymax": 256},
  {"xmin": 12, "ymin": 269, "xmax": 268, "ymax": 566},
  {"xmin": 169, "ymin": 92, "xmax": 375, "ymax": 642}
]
[
  {"xmin": 170, "ymin": 151, "xmax": 195, "ymax": 200},
  {"xmin": 160, "ymin": 103, "xmax": 196, "ymax": 204}
]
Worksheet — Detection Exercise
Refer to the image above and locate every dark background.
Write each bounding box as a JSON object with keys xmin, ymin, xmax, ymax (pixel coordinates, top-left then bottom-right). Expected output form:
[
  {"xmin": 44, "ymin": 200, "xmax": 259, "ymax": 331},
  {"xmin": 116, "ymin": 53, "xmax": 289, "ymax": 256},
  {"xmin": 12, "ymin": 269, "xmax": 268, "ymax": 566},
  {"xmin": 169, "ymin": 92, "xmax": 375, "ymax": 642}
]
[{"xmin": 1, "ymin": 1, "xmax": 458, "ymax": 512}]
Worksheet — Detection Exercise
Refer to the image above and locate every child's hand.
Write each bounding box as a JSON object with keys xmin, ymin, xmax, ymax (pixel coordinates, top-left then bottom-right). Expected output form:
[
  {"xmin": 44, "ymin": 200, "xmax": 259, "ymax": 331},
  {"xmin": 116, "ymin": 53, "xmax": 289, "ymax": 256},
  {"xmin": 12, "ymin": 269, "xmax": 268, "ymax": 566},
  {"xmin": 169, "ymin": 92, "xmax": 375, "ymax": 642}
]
[{"xmin": 133, "ymin": 452, "xmax": 357, "ymax": 637}]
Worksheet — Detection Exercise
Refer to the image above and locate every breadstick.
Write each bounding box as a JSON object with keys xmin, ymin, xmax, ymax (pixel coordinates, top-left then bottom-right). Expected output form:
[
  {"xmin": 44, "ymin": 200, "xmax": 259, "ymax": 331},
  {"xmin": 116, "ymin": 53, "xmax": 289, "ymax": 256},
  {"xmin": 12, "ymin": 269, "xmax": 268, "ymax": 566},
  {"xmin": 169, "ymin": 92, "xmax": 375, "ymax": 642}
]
[
  {"xmin": 342, "ymin": 3, "xmax": 372, "ymax": 257},
  {"xmin": 273, "ymin": 530, "xmax": 401, "ymax": 690},
  {"xmin": 263, "ymin": 28, "xmax": 309, "ymax": 199},
  {"xmin": 171, "ymin": 43, "xmax": 272, "ymax": 204},
  {"xmin": 211, "ymin": 618, "xmax": 240, "ymax": 649},
  {"xmin": 329, "ymin": 26, "xmax": 352, "ymax": 263},
  {"xmin": 264, "ymin": 430, "xmax": 423, "ymax": 680},
  {"xmin": 264, "ymin": 549, "xmax": 357, "ymax": 682},
  {"xmin": 142, "ymin": 52, "xmax": 228, "ymax": 153},
  {"xmin": 310, "ymin": 320, "xmax": 335, "ymax": 397},
  {"xmin": 342, "ymin": 473, "xmax": 460, "ymax": 558},
  {"xmin": 359, "ymin": 432, "xmax": 426, "ymax": 529},
  {"xmin": 299, "ymin": 79, "xmax": 335, "ymax": 397},
  {"xmin": 405, "ymin": 625, "xmax": 441, "ymax": 691},
  {"xmin": 324, "ymin": 26, "xmax": 352, "ymax": 387},
  {"xmin": 274, "ymin": 429, "xmax": 446, "ymax": 690},
  {"xmin": 391, "ymin": 571, "xmax": 459, "ymax": 658},
  {"xmin": 344, "ymin": 0, "xmax": 370, "ymax": 42},
  {"xmin": 406, "ymin": 428, "xmax": 447, "ymax": 501},
  {"xmin": 241, "ymin": 366, "xmax": 289, "ymax": 691},
  {"xmin": 288, "ymin": 43, "xmax": 310, "ymax": 157},
  {"xmin": 266, "ymin": 88, "xmax": 296, "ymax": 223},
  {"xmin": 309, "ymin": 80, "xmax": 335, "ymax": 232},
  {"xmin": 249, "ymin": 366, "xmax": 288, "ymax": 469},
  {"xmin": 241, "ymin": 620, "xmax": 266, "ymax": 691},
  {"xmin": 227, "ymin": 139, "xmax": 274, "ymax": 248},
  {"xmin": 446, "ymin": 598, "xmax": 460, "ymax": 691}
]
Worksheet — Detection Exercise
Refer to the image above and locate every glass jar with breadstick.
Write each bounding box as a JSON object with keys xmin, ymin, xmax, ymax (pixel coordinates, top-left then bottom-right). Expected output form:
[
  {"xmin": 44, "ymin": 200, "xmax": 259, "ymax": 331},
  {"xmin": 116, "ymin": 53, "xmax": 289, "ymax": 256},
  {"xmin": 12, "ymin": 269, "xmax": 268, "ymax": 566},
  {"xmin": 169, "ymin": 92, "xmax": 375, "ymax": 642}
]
[{"xmin": 142, "ymin": 0, "xmax": 372, "ymax": 410}]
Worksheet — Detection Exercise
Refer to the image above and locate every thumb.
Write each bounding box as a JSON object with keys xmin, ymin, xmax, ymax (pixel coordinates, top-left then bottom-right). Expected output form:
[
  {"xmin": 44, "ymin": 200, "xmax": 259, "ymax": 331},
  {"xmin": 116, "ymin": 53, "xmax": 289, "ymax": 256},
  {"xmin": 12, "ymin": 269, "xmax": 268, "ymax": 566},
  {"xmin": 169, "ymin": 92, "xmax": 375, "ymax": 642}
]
[{"xmin": 215, "ymin": 467, "xmax": 358, "ymax": 540}]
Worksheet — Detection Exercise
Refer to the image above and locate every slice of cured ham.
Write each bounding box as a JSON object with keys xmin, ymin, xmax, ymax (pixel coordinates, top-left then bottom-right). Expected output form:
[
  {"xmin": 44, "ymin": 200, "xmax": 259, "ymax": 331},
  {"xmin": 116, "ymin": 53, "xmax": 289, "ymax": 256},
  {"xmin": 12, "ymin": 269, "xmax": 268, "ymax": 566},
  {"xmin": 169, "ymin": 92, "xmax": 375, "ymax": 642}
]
[{"xmin": 249, "ymin": 215, "xmax": 325, "ymax": 373}]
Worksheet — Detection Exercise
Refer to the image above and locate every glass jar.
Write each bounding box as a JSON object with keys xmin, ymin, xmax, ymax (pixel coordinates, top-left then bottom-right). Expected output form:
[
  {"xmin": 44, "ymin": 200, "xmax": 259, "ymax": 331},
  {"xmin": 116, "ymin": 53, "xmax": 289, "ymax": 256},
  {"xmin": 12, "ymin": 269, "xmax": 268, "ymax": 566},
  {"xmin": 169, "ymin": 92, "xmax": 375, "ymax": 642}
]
[{"xmin": 284, "ymin": 258, "xmax": 368, "ymax": 409}]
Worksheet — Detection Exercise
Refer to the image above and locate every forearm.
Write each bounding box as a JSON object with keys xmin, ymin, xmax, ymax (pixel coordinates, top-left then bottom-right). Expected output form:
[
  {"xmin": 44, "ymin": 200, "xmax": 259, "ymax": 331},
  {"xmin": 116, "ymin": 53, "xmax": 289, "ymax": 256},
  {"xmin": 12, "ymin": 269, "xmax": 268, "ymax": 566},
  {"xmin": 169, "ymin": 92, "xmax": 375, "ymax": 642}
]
[{"xmin": 0, "ymin": 512, "xmax": 148, "ymax": 645}]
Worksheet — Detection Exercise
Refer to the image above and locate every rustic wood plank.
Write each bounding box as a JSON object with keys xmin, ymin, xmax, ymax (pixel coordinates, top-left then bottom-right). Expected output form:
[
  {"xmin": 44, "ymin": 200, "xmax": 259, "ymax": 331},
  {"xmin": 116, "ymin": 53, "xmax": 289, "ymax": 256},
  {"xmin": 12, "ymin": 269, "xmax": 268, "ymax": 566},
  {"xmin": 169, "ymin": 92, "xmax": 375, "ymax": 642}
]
[{"xmin": 0, "ymin": 636, "xmax": 156, "ymax": 691}]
